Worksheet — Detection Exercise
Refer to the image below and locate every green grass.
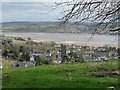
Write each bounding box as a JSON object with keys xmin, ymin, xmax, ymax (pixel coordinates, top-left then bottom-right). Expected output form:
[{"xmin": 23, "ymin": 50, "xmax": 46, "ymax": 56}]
[{"xmin": 2, "ymin": 60, "xmax": 119, "ymax": 89}]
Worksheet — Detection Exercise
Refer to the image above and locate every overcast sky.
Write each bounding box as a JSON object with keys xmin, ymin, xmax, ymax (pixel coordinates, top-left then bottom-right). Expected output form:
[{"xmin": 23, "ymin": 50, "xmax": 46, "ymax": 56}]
[
  {"xmin": 1, "ymin": 0, "xmax": 95, "ymax": 22},
  {"xmin": 1, "ymin": 1, "xmax": 67, "ymax": 22},
  {"xmin": 1, "ymin": 0, "xmax": 72, "ymax": 2}
]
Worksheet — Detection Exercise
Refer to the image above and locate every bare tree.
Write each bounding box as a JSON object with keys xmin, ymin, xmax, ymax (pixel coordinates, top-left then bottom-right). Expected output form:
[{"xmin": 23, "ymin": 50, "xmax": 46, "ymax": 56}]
[{"xmin": 55, "ymin": 0, "xmax": 120, "ymax": 33}]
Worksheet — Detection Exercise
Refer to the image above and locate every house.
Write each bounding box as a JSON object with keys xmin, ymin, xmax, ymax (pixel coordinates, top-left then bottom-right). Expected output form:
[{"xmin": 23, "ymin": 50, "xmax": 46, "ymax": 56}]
[
  {"xmin": 94, "ymin": 51, "xmax": 108, "ymax": 60},
  {"xmin": 109, "ymin": 50, "xmax": 118, "ymax": 60},
  {"xmin": 25, "ymin": 61, "xmax": 36, "ymax": 67},
  {"xmin": 83, "ymin": 50, "xmax": 108, "ymax": 61},
  {"xmin": 66, "ymin": 50, "xmax": 71, "ymax": 55},
  {"xmin": 97, "ymin": 56, "xmax": 108, "ymax": 60},
  {"xmin": 11, "ymin": 61, "xmax": 36, "ymax": 67},
  {"xmin": 55, "ymin": 44, "xmax": 61, "ymax": 48},
  {"xmin": 53, "ymin": 60, "xmax": 61, "ymax": 64},
  {"xmin": 57, "ymin": 56, "xmax": 62, "ymax": 61},
  {"xmin": 30, "ymin": 50, "xmax": 45, "ymax": 56},
  {"xmin": 90, "ymin": 46, "xmax": 97, "ymax": 51},
  {"xmin": 46, "ymin": 50, "xmax": 51, "ymax": 57},
  {"xmin": 109, "ymin": 50, "xmax": 118, "ymax": 57},
  {"xmin": 81, "ymin": 46, "xmax": 91, "ymax": 50},
  {"xmin": 30, "ymin": 55, "xmax": 35, "ymax": 61},
  {"xmin": 4, "ymin": 51, "xmax": 15, "ymax": 59},
  {"xmin": 83, "ymin": 52, "xmax": 94, "ymax": 61},
  {"xmin": 95, "ymin": 47, "xmax": 106, "ymax": 51},
  {"xmin": 45, "ymin": 50, "xmax": 52, "ymax": 60},
  {"xmin": 29, "ymin": 54, "xmax": 36, "ymax": 65},
  {"xmin": 96, "ymin": 51, "xmax": 106, "ymax": 57},
  {"xmin": 11, "ymin": 61, "xmax": 24, "ymax": 67}
]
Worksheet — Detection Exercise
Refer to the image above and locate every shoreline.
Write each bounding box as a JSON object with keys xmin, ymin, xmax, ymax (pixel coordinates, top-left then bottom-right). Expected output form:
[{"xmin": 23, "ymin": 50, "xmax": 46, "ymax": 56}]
[
  {"xmin": 3, "ymin": 32, "xmax": 118, "ymax": 48},
  {"xmin": 33, "ymin": 40, "xmax": 118, "ymax": 48}
]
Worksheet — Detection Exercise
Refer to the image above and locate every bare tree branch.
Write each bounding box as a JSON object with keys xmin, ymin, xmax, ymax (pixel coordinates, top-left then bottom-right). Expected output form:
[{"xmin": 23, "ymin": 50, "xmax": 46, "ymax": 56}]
[{"xmin": 55, "ymin": 0, "xmax": 120, "ymax": 33}]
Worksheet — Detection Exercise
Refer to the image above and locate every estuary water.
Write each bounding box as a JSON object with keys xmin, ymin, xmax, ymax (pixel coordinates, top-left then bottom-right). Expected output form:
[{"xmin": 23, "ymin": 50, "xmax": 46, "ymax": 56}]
[{"xmin": 2, "ymin": 32, "xmax": 118, "ymax": 47}]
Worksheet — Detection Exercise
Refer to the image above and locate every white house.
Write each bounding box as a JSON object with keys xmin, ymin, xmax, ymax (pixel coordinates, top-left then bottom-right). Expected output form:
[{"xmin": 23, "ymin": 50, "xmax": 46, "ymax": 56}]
[
  {"xmin": 97, "ymin": 56, "xmax": 108, "ymax": 60},
  {"xmin": 30, "ymin": 55, "xmax": 35, "ymax": 61}
]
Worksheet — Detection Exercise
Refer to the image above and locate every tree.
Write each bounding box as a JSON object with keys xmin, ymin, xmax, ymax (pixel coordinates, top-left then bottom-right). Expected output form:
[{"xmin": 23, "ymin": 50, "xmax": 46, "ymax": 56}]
[
  {"xmin": 51, "ymin": 53, "xmax": 57, "ymax": 62},
  {"xmin": 61, "ymin": 56, "xmax": 68, "ymax": 64},
  {"xmin": 55, "ymin": 0, "xmax": 120, "ymax": 33},
  {"xmin": 34, "ymin": 55, "xmax": 43, "ymax": 65},
  {"xmin": 20, "ymin": 53, "xmax": 30, "ymax": 61}
]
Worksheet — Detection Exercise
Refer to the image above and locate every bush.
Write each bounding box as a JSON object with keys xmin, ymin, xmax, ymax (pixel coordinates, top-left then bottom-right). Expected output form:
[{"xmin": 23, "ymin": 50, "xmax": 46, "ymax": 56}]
[
  {"xmin": 21, "ymin": 53, "xmax": 30, "ymax": 61},
  {"xmin": 41, "ymin": 59, "xmax": 51, "ymax": 65}
]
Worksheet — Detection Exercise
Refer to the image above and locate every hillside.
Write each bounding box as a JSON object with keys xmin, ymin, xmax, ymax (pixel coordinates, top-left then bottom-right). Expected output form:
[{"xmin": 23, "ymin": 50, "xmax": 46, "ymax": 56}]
[
  {"xmin": 2, "ymin": 60, "xmax": 119, "ymax": 89},
  {"xmin": 2, "ymin": 22, "xmax": 82, "ymax": 33},
  {"xmin": 2, "ymin": 21, "xmax": 119, "ymax": 34}
]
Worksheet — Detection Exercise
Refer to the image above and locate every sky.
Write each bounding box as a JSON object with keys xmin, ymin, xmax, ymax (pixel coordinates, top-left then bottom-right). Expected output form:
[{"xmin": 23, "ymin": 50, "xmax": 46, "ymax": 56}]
[
  {"xmin": 1, "ymin": 0, "xmax": 100, "ymax": 22},
  {"xmin": 1, "ymin": 0, "xmax": 72, "ymax": 2},
  {"xmin": 1, "ymin": 1, "xmax": 69, "ymax": 22}
]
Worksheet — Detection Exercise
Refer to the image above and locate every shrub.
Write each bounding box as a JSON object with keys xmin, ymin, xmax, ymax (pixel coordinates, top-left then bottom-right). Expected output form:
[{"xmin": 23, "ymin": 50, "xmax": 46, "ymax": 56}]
[{"xmin": 41, "ymin": 59, "xmax": 51, "ymax": 65}]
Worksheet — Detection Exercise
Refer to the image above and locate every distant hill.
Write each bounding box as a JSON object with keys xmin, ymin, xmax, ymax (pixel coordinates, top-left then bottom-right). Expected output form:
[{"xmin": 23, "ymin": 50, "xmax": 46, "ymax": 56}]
[
  {"xmin": 3, "ymin": 21, "xmax": 118, "ymax": 34},
  {"xmin": 2, "ymin": 22, "xmax": 83, "ymax": 33},
  {"xmin": 2, "ymin": 21, "xmax": 99, "ymax": 33}
]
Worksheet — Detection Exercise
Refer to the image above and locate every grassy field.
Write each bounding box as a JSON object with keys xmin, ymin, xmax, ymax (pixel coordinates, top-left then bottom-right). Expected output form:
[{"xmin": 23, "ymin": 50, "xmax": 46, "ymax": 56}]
[{"xmin": 2, "ymin": 60, "xmax": 119, "ymax": 89}]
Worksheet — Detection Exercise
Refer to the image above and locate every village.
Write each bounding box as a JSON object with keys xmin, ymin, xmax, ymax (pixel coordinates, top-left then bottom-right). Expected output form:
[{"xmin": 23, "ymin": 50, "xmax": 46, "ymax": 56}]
[{"xmin": 0, "ymin": 35, "xmax": 119, "ymax": 68}]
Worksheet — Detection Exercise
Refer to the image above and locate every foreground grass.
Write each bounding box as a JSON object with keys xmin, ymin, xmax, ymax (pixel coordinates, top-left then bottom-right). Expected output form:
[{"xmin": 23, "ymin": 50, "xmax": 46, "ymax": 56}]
[{"xmin": 2, "ymin": 60, "xmax": 119, "ymax": 89}]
